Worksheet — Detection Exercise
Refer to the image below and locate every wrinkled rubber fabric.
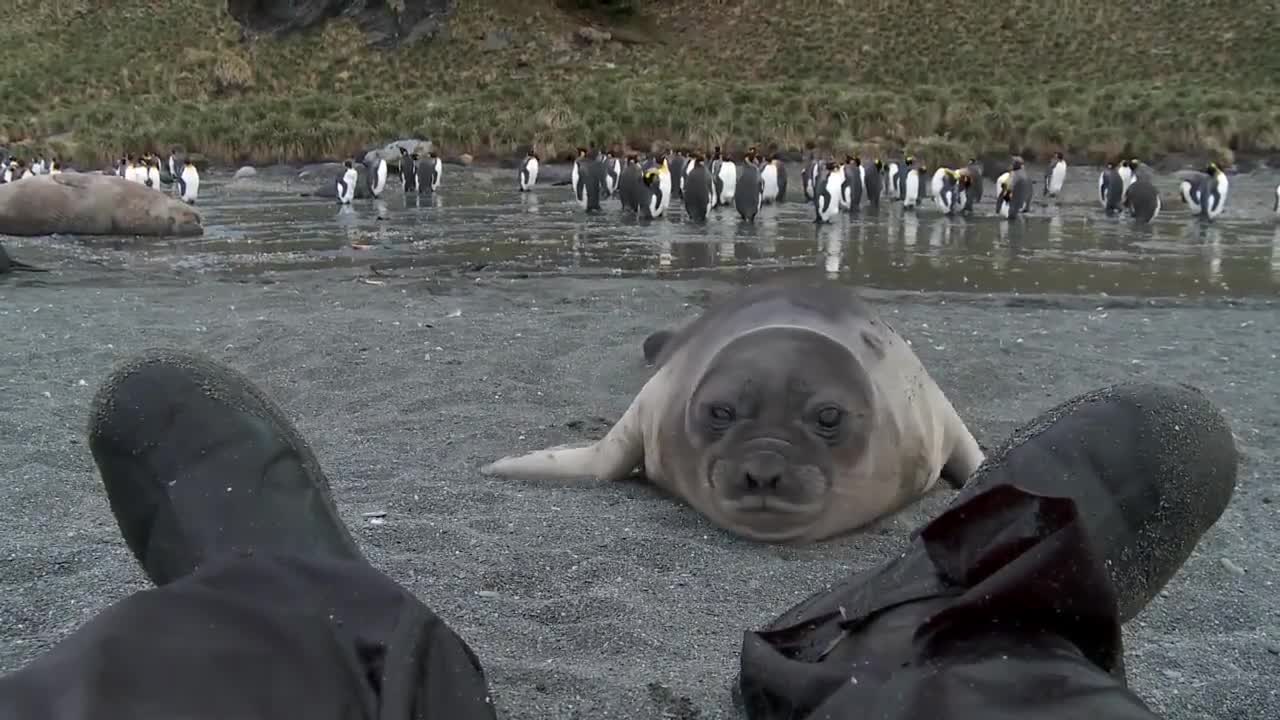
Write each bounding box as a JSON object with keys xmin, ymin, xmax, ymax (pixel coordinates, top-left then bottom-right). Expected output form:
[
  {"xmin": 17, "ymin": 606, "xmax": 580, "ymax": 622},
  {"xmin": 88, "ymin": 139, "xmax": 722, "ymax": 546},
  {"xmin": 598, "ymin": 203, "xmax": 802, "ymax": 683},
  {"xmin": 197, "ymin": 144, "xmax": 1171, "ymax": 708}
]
[
  {"xmin": 0, "ymin": 554, "xmax": 497, "ymax": 720},
  {"xmin": 739, "ymin": 382, "xmax": 1238, "ymax": 720}
]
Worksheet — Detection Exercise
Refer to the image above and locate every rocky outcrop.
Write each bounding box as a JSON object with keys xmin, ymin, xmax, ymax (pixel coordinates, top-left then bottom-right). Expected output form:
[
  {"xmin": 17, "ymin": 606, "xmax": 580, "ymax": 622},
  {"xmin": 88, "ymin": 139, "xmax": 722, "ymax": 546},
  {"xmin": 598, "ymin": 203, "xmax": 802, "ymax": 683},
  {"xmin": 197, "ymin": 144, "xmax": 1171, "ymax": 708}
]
[{"xmin": 226, "ymin": 0, "xmax": 456, "ymax": 48}]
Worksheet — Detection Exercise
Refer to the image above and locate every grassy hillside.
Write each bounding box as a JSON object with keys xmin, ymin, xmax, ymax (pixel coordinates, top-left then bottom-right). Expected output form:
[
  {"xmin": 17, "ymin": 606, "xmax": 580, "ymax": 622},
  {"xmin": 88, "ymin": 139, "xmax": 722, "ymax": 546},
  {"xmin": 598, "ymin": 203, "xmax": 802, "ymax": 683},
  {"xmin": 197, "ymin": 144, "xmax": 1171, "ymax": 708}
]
[{"xmin": 2, "ymin": 0, "xmax": 1280, "ymax": 167}]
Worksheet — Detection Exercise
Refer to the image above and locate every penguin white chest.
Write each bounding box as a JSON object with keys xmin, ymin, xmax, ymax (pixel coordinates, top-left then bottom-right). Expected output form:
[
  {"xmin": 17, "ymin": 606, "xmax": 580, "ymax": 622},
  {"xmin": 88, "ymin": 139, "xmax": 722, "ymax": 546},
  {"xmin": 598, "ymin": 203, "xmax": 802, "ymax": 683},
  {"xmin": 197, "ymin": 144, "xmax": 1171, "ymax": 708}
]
[
  {"xmin": 717, "ymin": 162, "xmax": 737, "ymax": 204},
  {"xmin": 818, "ymin": 173, "xmax": 843, "ymax": 222},
  {"xmin": 179, "ymin": 166, "xmax": 200, "ymax": 203},
  {"xmin": 1050, "ymin": 162, "xmax": 1067, "ymax": 193},
  {"xmin": 371, "ymin": 160, "xmax": 388, "ymax": 196},
  {"xmin": 760, "ymin": 165, "xmax": 778, "ymax": 202},
  {"xmin": 904, "ymin": 173, "xmax": 920, "ymax": 207}
]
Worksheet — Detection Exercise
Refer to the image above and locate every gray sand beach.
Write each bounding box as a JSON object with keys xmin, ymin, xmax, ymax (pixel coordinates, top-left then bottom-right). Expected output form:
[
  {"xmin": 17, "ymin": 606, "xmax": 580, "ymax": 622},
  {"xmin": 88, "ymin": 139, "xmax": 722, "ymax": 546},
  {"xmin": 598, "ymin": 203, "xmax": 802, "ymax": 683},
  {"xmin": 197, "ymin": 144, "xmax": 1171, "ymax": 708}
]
[{"xmin": 1, "ymin": 266, "xmax": 1277, "ymax": 719}]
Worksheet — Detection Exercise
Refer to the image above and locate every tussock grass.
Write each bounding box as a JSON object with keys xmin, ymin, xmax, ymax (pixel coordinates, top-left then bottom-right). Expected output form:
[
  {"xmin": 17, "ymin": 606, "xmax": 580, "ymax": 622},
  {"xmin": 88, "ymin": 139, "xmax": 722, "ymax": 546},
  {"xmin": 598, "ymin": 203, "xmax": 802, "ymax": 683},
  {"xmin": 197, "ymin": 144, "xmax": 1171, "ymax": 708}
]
[{"xmin": 2, "ymin": 0, "xmax": 1279, "ymax": 166}]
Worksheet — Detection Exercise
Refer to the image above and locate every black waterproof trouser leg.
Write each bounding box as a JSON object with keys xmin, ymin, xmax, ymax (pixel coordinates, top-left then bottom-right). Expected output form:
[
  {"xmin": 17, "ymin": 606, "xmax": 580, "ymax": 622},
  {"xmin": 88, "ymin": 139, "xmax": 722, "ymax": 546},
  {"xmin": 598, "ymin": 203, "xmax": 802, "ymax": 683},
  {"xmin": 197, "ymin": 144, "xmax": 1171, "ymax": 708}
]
[
  {"xmin": 740, "ymin": 382, "xmax": 1239, "ymax": 720},
  {"xmin": 0, "ymin": 554, "xmax": 496, "ymax": 720}
]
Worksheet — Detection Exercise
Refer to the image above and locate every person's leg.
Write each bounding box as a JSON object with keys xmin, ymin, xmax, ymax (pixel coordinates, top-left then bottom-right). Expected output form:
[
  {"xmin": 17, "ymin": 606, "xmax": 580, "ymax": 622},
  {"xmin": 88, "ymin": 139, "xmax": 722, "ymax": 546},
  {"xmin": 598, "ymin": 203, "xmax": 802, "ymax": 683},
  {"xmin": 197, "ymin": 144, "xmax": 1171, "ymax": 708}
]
[
  {"xmin": 738, "ymin": 382, "xmax": 1239, "ymax": 720},
  {"xmin": 0, "ymin": 349, "xmax": 496, "ymax": 720}
]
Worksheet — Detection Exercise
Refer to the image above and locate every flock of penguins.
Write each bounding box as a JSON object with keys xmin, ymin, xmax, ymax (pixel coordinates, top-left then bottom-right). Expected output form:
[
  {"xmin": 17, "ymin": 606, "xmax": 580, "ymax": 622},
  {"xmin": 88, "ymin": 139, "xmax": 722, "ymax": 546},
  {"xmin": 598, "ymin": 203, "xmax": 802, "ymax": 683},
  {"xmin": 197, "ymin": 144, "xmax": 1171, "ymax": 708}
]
[
  {"xmin": 0, "ymin": 150, "xmax": 203, "ymax": 204},
  {"xmin": 324, "ymin": 143, "xmax": 1242, "ymax": 226}
]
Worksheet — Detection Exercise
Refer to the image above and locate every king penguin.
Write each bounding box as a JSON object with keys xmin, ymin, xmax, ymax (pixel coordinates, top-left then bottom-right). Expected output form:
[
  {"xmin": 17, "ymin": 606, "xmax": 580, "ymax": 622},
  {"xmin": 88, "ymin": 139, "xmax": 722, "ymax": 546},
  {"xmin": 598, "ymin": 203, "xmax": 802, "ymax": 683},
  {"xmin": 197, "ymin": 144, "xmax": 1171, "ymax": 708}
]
[
  {"xmin": 903, "ymin": 163, "xmax": 925, "ymax": 209},
  {"xmin": 336, "ymin": 160, "xmax": 357, "ymax": 205},
  {"xmin": 667, "ymin": 152, "xmax": 687, "ymax": 200},
  {"xmin": 885, "ymin": 161, "xmax": 901, "ymax": 200},
  {"xmin": 761, "ymin": 155, "xmax": 781, "ymax": 204},
  {"xmin": 519, "ymin": 150, "xmax": 539, "ymax": 192},
  {"xmin": 931, "ymin": 167, "xmax": 961, "ymax": 215},
  {"xmin": 145, "ymin": 156, "xmax": 161, "ymax": 189},
  {"xmin": 841, "ymin": 156, "xmax": 863, "ymax": 211},
  {"xmin": 684, "ymin": 155, "xmax": 712, "ymax": 222},
  {"xmin": 641, "ymin": 167, "xmax": 667, "ymax": 220},
  {"xmin": 653, "ymin": 154, "xmax": 673, "ymax": 217},
  {"xmin": 367, "ymin": 157, "xmax": 388, "ymax": 198},
  {"xmin": 801, "ymin": 150, "xmax": 820, "ymax": 202},
  {"xmin": 1124, "ymin": 177, "xmax": 1160, "ymax": 224},
  {"xmin": 863, "ymin": 159, "xmax": 883, "ymax": 207},
  {"xmin": 1044, "ymin": 152, "xmax": 1066, "ymax": 198},
  {"xmin": 574, "ymin": 151, "xmax": 604, "ymax": 212},
  {"xmin": 423, "ymin": 151, "xmax": 442, "ymax": 193},
  {"xmin": 1197, "ymin": 162, "xmax": 1229, "ymax": 220},
  {"xmin": 964, "ymin": 158, "xmax": 984, "ymax": 204},
  {"xmin": 1274, "ymin": 183, "xmax": 1280, "ymax": 214},
  {"xmin": 815, "ymin": 162, "xmax": 842, "ymax": 224},
  {"xmin": 995, "ymin": 174, "xmax": 1016, "ymax": 219},
  {"xmin": 734, "ymin": 157, "xmax": 763, "ymax": 222},
  {"xmin": 715, "ymin": 153, "xmax": 738, "ymax": 206},
  {"xmin": 603, "ymin": 151, "xmax": 621, "ymax": 198},
  {"xmin": 617, "ymin": 155, "xmax": 643, "ymax": 212},
  {"xmin": 400, "ymin": 148, "xmax": 419, "ymax": 192},
  {"xmin": 898, "ymin": 156, "xmax": 915, "ymax": 201},
  {"xmin": 1098, "ymin": 163, "xmax": 1125, "ymax": 215},
  {"xmin": 178, "ymin": 159, "xmax": 200, "ymax": 204}
]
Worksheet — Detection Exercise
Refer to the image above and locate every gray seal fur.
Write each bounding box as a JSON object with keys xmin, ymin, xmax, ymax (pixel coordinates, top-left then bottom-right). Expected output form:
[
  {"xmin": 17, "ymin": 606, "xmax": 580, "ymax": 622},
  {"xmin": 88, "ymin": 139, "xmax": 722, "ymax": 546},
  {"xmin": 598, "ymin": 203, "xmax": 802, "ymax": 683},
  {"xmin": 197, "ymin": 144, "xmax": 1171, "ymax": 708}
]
[
  {"xmin": 482, "ymin": 284, "xmax": 986, "ymax": 544},
  {"xmin": 0, "ymin": 173, "xmax": 203, "ymax": 237}
]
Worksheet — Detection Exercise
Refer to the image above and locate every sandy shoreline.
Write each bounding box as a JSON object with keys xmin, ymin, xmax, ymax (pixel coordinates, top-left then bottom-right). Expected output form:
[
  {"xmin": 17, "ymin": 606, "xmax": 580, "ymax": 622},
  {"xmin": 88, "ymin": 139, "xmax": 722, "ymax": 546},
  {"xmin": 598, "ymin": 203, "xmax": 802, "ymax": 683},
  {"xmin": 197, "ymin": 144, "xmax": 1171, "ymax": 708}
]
[{"xmin": 1, "ymin": 269, "xmax": 1276, "ymax": 718}]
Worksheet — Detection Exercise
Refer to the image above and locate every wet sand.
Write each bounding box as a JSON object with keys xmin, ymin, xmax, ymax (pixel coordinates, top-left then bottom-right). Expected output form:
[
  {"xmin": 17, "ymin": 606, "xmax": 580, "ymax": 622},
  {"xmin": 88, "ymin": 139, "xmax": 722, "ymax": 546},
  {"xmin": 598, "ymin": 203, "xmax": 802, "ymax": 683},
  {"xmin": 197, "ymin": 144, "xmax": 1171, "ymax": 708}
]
[{"xmin": 0, "ymin": 268, "xmax": 1276, "ymax": 719}]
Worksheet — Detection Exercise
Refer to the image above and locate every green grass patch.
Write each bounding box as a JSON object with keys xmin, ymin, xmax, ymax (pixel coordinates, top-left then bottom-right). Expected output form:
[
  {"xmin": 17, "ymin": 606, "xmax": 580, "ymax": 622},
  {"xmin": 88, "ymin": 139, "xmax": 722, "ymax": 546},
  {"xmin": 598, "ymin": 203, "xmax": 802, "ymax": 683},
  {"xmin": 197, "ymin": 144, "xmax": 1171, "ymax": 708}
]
[{"xmin": 3, "ymin": 0, "xmax": 1279, "ymax": 165}]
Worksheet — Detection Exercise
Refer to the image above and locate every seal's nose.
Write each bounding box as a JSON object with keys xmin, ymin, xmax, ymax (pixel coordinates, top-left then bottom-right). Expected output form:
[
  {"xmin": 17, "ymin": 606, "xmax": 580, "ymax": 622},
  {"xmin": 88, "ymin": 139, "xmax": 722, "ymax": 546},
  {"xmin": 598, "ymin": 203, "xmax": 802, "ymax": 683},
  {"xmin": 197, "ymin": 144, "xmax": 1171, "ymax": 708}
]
[{"xmin": 735, "ymin": 452, "xmax": 787, "ymax": 496}]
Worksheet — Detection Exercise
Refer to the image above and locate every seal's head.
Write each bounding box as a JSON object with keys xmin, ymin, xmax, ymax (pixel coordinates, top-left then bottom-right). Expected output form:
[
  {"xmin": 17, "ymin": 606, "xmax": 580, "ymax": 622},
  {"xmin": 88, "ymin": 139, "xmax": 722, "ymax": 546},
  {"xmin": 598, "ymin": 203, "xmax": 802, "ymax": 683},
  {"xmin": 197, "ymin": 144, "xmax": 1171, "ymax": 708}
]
[{"xmin": 683, "ymin": 326, "xmax": 874, "ymax": 542}]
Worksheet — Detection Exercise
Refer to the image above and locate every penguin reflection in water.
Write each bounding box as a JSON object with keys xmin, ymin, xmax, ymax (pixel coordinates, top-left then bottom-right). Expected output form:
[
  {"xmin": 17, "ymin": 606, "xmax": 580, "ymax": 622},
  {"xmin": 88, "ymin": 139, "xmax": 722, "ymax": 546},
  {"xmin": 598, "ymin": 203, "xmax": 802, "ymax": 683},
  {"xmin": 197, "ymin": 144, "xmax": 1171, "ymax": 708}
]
[{"xmin": 336, "ymin": 160, "xmax": 358, "ymax": 205}]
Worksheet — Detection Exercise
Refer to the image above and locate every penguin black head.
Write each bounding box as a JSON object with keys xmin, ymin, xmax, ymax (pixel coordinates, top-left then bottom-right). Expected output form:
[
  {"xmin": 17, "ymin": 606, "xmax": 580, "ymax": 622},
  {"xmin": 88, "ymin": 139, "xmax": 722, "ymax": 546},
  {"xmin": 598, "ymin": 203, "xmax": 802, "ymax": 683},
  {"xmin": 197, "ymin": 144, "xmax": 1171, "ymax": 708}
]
[
  {"xmin": 411, "ymin": 152, "xmax": 420, "ymax": 161},
  {"xmin": 429, "ymin": 151, "xmax": 438, "ymax": 159},
  {"xmin": 576, "ymin": 147, "xmax": 587, "ymax": 158},
  {"xmin": 1011, "ymin": 159, "xmax": 1023, "ymax": 171},
  {"xmin": 825, "ymin": 161, "xmax": 839, "ymax": 172},
  {"xmin": 854, "ymin": 156, "xmax": 862, "ymax": 165},
  {"xmin": 399, "ymin": 147, "xmax": 409, "ymax": 156},
  {"xmin": 344, "ymin": 159, "xmax": 353, "ymax": 169},
  {"xmin": 1129, "ymin": 158, "xmax": 1139, "ymax": 167},
  {"xmin": 968, "ymin": 157, "xmax": 977, "ymax": 165},
  {"xmin": 1206, "ymin": 162, "xmax": 1220, "ymax": 174},
  {"xmin": 844, "ymin": 154, "xmax": 853, "ymax": 164},
  {"xmin": 905, "ymin": 156, "xmax": 914, "ymax": 166},
  {"xmin": 1106, "ymin": 162, "xmax": 1115, "ymax": 169},
  {"xmin": 1053, "ymin": 152, "xmax": 1064, "ymax": 161},
  {"xmin": 1119, "ymin": 159, "xmax": 1130, "ymax": 168},
  {"xmin": 642, "ymin": 168, "xmax": 659, "ymax": 186}
]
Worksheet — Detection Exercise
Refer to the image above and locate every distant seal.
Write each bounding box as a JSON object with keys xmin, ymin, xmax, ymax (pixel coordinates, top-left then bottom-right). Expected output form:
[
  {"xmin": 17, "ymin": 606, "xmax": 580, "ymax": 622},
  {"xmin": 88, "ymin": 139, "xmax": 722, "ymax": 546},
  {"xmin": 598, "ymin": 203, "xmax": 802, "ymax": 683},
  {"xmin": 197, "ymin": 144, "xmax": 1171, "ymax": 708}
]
[
  {"xmin": 0, "ymin": 173, "xmax": 202, "ymax": 237},
  {"xmin": 482, "ymin": 284, "xmax": 985, "ymax": 544}
]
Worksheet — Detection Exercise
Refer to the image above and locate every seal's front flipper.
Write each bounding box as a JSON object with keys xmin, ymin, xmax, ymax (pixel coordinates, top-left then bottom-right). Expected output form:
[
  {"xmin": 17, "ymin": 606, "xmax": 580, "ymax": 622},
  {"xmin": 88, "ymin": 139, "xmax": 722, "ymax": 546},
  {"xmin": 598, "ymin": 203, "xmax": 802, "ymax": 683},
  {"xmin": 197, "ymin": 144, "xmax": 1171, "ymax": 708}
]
[{"xmin": 482, "ymin": 372, "xmax": 659, "ymax": 483}]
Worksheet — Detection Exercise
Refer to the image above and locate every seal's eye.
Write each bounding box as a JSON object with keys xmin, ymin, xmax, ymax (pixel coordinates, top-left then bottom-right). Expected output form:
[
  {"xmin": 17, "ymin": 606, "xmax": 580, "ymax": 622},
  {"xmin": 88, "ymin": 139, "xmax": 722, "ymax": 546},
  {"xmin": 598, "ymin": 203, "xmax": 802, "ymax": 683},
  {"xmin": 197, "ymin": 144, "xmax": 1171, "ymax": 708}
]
[
  {"xmin": 707, "ymin": 403, "xmax": 736, "ymax": 427},
  {"xmin": 814, "ymin": 405, "xmax": 844, "ymax": 432}
]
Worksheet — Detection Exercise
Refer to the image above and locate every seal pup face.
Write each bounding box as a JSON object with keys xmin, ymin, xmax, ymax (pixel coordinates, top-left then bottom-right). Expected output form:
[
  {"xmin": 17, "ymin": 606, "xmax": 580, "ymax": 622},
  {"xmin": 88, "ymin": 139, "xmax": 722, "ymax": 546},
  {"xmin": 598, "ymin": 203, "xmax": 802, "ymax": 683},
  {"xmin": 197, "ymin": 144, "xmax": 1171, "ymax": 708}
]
[{"xmin": 683, "ymin": 327, "xmax": 874, "ymax": 542}]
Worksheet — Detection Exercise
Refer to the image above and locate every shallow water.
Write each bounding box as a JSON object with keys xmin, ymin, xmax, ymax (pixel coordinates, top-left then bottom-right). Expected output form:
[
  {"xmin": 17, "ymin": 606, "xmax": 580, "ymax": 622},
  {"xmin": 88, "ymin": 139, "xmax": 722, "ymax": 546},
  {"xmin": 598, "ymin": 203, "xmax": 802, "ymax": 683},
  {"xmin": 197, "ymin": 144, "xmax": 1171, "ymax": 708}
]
[{"xmin": 8, "ymin": 165, "xmax": 1280, "ymax": 298}]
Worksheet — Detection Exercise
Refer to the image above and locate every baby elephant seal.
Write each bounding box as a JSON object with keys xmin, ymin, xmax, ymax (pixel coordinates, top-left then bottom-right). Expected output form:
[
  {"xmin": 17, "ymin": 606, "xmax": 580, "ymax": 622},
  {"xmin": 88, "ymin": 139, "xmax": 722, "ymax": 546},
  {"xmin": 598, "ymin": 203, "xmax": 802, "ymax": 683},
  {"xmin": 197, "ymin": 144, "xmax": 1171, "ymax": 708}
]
[
  {"xmin": 483, "ymin": 284, "xmax": 985, "ymax": 544},
  {"xmin": 0, "ymin": 172, "xmax": 203, "ymax": 237}
]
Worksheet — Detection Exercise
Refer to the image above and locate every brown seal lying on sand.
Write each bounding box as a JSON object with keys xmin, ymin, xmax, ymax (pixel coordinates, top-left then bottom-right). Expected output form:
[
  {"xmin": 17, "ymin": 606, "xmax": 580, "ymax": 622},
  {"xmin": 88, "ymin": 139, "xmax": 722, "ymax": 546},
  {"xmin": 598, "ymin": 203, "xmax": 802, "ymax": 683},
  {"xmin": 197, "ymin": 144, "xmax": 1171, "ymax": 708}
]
[
  {"xmin": 0, "ymin": 172, "xmax": 203, "ymax": 237},
  {"xmin": 484, "ymin": 284, "xmax": 985, "ymax": 544}
]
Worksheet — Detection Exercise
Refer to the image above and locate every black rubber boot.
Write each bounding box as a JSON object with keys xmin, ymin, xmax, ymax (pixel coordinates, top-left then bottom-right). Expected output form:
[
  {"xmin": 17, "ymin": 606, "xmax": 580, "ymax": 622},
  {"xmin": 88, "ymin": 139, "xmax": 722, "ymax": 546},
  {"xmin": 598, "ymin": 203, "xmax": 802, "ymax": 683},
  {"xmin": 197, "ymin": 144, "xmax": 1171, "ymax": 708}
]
[
  {"xmin": 88, "ymin": 348, "xmax": 365, "ymax": 586},
  {"xmin": 739, "ymin": 382, "xmax": 1239, "ymax": 720}
]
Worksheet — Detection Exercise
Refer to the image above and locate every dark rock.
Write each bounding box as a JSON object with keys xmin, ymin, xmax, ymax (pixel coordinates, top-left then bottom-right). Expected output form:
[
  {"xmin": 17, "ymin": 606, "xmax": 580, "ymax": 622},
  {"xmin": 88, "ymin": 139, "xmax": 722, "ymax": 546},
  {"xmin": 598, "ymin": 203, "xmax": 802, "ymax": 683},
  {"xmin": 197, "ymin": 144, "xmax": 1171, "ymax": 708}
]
[{"xmin": 226, "ymin": 0, "xmax": 456, "ymax": 49}]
